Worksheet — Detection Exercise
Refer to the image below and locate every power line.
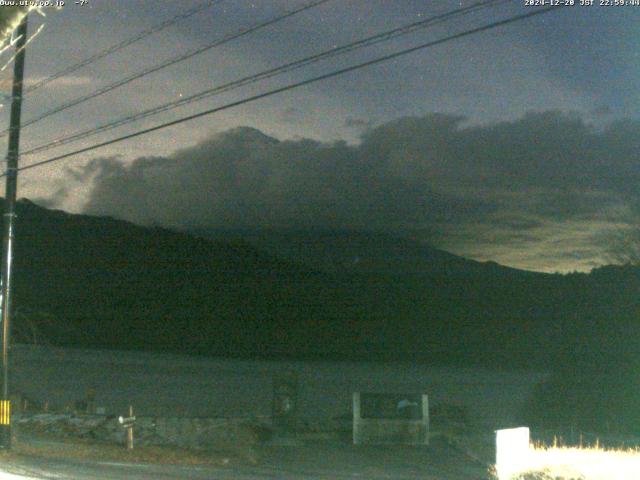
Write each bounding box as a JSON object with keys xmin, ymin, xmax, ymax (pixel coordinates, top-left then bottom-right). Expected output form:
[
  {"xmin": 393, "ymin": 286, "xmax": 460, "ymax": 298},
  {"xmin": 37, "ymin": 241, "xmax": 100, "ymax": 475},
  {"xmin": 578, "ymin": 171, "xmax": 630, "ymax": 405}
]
[
  {"xmin": 1, "ymin": 0, "xmax": 332, "ymax": 139},
  {"xmin": 22, "ymin": 0, "xmax": 506, "ymax": 157},
  {"xmin": 7, "ymin": 6, "xmax": 561, "ymax": 177},
  {"xmin": 23, "ymin": 0, "xmax": 223, "ymax": 95}
]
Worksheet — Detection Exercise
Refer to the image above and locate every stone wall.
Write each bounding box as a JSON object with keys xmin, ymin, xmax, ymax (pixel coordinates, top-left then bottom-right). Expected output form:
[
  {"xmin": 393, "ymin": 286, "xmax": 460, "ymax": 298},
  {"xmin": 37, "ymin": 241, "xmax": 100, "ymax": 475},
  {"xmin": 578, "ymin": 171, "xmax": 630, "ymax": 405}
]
[{"xmin": 15, "ymin": 413, "xmax": 263, "ymax": 450}]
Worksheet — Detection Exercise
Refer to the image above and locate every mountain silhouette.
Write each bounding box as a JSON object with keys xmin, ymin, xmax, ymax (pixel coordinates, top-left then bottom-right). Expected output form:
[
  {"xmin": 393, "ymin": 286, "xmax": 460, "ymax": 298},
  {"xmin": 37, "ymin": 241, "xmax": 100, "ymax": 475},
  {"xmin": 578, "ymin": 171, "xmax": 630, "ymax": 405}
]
[{"xmin": 1, "ymin": 199, "xmax": 636, "ymax": 370}]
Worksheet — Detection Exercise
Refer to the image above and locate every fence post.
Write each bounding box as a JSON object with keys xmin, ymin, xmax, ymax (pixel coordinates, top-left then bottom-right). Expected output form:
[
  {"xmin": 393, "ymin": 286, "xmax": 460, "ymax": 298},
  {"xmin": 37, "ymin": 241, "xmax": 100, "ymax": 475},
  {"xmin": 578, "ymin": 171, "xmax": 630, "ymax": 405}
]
[
  {"xmin": 118, "ymin": 405, "xmax": 136, "ymax": 450},
  {"xmin": 127, "ymin": 405, "xmax": 134, "ymax": 450}
]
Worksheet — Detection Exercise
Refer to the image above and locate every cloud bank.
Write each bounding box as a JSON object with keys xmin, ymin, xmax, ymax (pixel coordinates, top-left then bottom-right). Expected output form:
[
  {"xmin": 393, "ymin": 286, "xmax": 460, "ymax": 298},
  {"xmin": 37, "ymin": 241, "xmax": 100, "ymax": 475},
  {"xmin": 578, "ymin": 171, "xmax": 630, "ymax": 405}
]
[{"xmin": 47, "ymin": 111, "xmax": 639, "ymax": 272}]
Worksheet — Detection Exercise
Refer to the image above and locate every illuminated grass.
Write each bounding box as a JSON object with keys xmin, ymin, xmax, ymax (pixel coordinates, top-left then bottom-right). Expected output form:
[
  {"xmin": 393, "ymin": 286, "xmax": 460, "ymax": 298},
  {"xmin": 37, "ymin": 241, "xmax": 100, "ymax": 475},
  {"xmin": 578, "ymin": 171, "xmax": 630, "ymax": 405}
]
[{"xmin": 499, "ymin": 443, "xmax": 640, "ymax": 480}]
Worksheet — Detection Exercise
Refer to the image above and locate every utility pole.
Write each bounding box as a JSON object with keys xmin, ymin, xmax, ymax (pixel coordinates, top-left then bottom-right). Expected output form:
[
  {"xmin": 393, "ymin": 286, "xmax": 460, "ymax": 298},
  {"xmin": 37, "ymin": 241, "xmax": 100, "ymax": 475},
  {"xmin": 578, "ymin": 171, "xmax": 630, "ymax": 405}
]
[{"xmin": 0, "ymin": 15, "xmax": 28, "ymax": 449}]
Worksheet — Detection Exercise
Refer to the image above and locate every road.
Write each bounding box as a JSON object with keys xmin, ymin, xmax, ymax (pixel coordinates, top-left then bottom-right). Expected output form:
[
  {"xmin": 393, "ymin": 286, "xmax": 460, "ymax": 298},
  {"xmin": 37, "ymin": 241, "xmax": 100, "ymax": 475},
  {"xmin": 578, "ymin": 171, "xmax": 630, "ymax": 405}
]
[{"xmin": 0, "ymin": 442, "xmax": 491, "ymax": 479}]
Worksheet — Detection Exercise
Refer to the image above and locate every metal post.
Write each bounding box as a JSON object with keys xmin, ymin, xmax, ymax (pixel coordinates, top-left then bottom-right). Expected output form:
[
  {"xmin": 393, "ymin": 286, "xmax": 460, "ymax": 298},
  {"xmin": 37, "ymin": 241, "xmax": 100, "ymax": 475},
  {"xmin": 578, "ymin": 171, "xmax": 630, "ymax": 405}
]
[
  {"xmin": 0, "ymin": 15, "xmax": 28, "ymax": 450},
  {"xmin": 127, "ymin": 405, "xmax": 134, "ymax": 450}
]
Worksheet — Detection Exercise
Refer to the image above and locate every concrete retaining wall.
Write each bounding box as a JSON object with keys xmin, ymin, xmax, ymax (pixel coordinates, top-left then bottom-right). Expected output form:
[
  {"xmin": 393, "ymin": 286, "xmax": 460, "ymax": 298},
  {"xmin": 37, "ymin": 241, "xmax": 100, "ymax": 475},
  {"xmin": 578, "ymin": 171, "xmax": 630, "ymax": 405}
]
[
  {"xmin": 352, "ymin": 393, "xmax": 429, "ymax": 445},
  {"xmin": 10, "ymin": 344, "xmax": 549, "ymax": 429}
]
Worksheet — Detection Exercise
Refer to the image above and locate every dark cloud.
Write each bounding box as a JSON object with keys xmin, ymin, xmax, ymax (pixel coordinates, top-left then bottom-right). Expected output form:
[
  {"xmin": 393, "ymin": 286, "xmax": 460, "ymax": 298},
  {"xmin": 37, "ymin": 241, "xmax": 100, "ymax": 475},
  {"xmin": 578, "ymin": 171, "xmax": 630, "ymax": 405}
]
[
  {"xmin": 32, "ymin": 187, "xmax": 68, "ymax": 209},
  {"xmin": 279, "ymin": 107, "xmax": 305, "ymax": 125},
  {"xmin": 82, "ymin": 121, "xmax": 494, "ymax": 231},
  {"xmin": 592, "ymin": 105, "xmax": 612, "ymax": 117},
  {"xmin": 344, "ymin": 117, "xmax": 376, "ymax": 131},
  {"xmin": 484, "ymin": 215, "xmax": 543, "ymax": 231},
  {"xmin": 78, "ymin": 111, "xmax": 640, "ymax": 271}
]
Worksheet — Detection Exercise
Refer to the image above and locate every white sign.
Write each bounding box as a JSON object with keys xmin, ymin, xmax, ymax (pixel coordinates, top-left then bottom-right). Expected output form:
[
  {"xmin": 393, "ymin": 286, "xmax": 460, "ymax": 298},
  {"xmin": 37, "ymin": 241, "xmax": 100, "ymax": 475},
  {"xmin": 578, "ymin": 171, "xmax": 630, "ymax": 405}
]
[{"xmin": 495, "ymin": 426, "xmax": 531, "ymax": 479}]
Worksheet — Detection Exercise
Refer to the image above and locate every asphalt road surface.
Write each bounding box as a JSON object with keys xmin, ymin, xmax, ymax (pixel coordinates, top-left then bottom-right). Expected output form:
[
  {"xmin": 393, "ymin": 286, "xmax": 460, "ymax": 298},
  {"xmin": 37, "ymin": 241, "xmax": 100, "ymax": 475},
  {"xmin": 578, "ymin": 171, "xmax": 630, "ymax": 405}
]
[{"xmin": 0, "ymin": 442, "xmax": 491, "ymax": 479}]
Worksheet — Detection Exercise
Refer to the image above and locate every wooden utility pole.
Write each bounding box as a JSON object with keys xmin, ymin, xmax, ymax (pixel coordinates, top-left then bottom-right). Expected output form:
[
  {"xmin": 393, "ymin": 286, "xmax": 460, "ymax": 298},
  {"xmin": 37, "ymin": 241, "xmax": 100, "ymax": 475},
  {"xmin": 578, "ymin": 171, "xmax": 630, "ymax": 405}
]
[{"xmin": 0, "ymin": 15, "xmax": 28, "ymax": 450}]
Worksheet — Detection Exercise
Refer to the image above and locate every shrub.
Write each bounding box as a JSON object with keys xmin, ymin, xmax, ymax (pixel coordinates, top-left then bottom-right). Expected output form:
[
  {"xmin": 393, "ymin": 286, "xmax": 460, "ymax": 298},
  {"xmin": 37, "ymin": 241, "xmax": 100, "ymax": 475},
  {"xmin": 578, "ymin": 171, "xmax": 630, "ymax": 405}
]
[{"xmin": 521, "ymin": 359, "xmax": 640, "ymax": 435}]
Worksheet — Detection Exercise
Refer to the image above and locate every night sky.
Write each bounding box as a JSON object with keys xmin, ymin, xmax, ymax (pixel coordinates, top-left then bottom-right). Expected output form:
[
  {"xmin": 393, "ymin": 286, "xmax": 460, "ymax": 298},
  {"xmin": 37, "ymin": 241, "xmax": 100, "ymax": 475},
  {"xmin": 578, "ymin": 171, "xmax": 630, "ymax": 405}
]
[{"xmin": 0, "ymin": 0, "xmax": 638, "ymax": 273}]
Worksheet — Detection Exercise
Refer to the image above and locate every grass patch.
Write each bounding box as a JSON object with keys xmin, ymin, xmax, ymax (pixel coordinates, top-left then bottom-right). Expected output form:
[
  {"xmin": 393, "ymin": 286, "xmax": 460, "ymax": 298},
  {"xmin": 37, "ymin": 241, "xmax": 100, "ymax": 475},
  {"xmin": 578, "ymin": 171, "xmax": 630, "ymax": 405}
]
[
  {"xmin": 7, "ymin": 434, "xmax": 259, "ymax": 467},
  {"xmin": 494, "ymin": 443, "xmax": 640, "ymax": 480}
]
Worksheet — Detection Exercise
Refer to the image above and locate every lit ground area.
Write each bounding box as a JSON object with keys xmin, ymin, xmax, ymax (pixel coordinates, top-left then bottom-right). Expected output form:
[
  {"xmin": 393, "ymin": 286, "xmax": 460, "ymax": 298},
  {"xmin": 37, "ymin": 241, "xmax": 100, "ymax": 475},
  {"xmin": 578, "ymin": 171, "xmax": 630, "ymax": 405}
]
[{"xmin": 496, "ymin": 443, "xmax": 640, "ymax": 480}]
